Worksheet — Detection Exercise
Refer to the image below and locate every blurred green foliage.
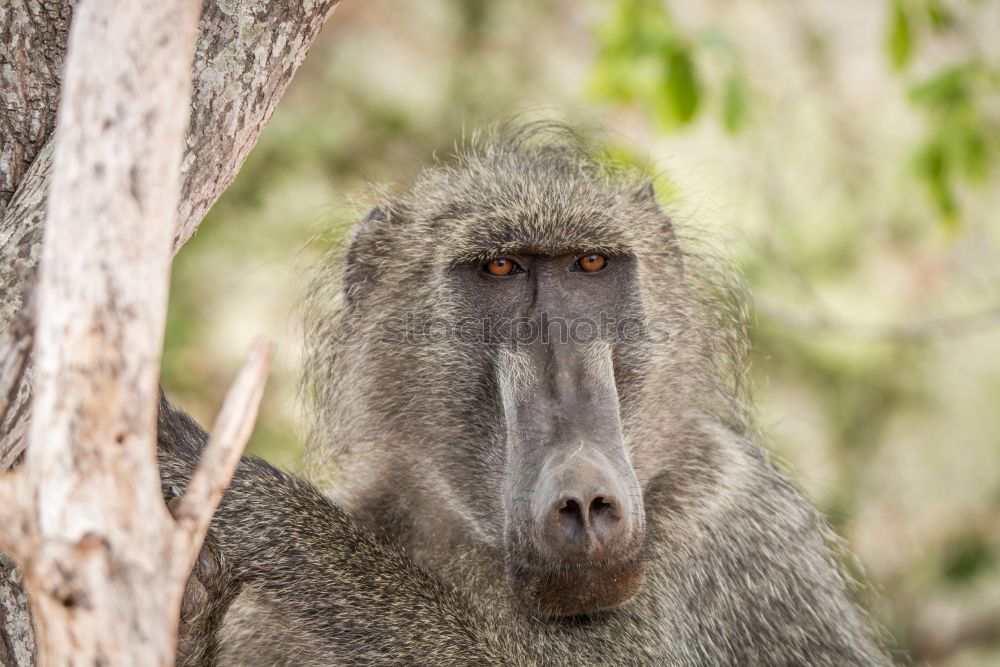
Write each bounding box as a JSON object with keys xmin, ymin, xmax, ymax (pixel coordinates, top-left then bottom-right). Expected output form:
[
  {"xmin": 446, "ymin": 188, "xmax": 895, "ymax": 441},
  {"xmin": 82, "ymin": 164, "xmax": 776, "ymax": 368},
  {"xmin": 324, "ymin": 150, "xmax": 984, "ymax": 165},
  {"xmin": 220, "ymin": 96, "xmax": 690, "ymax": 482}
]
[
  {"xmin": 162, "ymin": 1, "xmax": 1000, "ymax": 664},
  {"xmin": 941, "ymin": 533, "xmax": 995, "ymax": 584},
  {"xmin": 594, "ymin": 0, "xmax": 1000, "ymax": 226},
  {"xmin": 887, "ymin": 0, "xmax": 915, "ymax": 70},
  {"xmin": 591, "ymin": 0, "xmax": 747, "ymax": 131},
  {"xmin": 893, "ymin": 0, "xmax": 1000, "ymax": 224},
  {"xmin": 910, "ymin": 63, "xmax": 1000, "ymax": 223},
  {"xmin": 882, "ymin": 0, "xmax": 1000, "ymax": 224}
]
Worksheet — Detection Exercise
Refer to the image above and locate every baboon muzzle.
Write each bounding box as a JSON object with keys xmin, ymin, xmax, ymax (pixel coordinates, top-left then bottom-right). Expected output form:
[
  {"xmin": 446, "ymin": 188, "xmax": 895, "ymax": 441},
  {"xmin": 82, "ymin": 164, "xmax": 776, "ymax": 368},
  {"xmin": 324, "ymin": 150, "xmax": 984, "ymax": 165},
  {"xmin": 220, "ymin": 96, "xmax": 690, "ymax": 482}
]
[{"xmin": 500, "ymin": 340, "xmax": 645, "ymax": 617}]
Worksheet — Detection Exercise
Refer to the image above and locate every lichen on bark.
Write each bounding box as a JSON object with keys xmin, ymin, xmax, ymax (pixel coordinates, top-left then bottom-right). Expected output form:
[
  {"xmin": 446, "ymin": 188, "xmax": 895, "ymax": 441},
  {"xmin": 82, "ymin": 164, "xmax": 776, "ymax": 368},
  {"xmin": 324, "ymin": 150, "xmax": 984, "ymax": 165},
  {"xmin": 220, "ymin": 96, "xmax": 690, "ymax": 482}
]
[{"xmin": 0, "ymin": 553, "xmax": 34, "ymax": 667}]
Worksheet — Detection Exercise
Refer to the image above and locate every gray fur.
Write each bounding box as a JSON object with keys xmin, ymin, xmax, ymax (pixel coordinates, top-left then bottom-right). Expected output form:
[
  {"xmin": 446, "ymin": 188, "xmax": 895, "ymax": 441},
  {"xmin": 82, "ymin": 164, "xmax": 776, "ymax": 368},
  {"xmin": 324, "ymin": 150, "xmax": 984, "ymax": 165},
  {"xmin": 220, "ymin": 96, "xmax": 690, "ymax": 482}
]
[{"xmin": 159, "ymin": 123, "xmax": 889, "ymax": 665}]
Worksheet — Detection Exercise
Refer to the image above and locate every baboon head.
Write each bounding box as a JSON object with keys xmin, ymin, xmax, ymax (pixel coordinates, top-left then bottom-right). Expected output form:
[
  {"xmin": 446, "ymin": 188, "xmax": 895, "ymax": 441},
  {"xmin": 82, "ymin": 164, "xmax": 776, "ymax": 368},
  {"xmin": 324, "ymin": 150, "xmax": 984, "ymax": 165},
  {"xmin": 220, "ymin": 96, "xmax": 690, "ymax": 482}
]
[{"xmin": 305, "ymin": 125, "xmax": 741, "ymax": 618}]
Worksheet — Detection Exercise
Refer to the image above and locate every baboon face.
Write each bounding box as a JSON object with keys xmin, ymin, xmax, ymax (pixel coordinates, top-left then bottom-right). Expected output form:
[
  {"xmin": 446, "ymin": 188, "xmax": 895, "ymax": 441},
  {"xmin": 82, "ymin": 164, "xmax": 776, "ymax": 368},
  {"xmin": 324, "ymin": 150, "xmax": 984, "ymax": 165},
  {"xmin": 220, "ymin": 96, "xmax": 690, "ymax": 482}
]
[
  {"xmin": 448, "ymin": 251, "xmax": 647, "ymax": 616},
  {"xmin": 322, "ymin": 135, "xmax": 684, "ymax": 618}
]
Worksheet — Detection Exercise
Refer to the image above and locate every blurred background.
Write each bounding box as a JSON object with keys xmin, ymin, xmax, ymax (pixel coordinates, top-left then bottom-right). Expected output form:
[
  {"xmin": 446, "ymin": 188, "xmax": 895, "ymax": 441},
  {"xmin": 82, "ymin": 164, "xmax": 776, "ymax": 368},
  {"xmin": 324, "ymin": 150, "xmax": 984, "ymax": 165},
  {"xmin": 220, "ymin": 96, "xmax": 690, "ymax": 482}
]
[{"xmin": 160, "ymin": 1, "xmax": 1000, "ymax": 664}]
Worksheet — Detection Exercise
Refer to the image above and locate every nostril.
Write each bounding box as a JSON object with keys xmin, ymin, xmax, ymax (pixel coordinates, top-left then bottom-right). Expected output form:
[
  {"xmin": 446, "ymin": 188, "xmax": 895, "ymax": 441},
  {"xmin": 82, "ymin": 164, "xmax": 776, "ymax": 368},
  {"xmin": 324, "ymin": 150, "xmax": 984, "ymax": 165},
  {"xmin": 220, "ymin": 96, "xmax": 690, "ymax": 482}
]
[
  {"xmin": 589, "ymin": 495, "xmax": 623, "ymax": 538},
  {"xmin": 554, "ymin": 497, "xmax": 586, "ymax": 542},
  {"xmin": 558, "ymin": 498, "xmax": 583, "ymax": 523},
  {"xmin": 590, "ymin": 496, "xmax": 616, "ymax": 518},
  {"xmin": 590, "ymin": 496, "xmax": 614, "ymax": 516},
  {"xmin": 541, "ymin": 490, "xmax": 632, "ymax": 559}
]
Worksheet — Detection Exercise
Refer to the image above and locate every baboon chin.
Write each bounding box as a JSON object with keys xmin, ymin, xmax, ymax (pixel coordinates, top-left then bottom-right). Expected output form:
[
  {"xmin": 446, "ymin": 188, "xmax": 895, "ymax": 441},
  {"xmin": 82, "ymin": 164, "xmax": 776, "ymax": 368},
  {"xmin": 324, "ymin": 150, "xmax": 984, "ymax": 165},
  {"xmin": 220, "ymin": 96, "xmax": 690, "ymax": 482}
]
[{"xmin": 508, "ymin": 558, "xmax": 646, "ymax": 617}]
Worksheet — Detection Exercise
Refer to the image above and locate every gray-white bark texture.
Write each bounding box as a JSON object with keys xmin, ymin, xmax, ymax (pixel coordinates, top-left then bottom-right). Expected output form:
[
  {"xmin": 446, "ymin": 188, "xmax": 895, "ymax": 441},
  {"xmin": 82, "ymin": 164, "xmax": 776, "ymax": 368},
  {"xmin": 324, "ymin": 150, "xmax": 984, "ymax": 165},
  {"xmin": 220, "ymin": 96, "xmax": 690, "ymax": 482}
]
[
  {"xmin": 0, "ymin": 554, "xmax": 33, "ymax": 667},
  {"xmin": 0, "ymin": 1, "xmax": 339, "ymax": 664}
]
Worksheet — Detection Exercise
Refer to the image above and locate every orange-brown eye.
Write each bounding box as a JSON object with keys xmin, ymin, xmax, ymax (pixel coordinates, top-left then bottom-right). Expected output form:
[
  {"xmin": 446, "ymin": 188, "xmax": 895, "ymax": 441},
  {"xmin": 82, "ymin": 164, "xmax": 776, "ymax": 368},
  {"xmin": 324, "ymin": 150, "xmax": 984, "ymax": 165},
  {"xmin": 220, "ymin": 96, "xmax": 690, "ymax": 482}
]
[
  {"xmin": 577, "ymin": 253, "xmax": 607, "ymax": 273},
  {"xmin": 485, "ymin": 257, "xmax": 516, "ymax": 276}
]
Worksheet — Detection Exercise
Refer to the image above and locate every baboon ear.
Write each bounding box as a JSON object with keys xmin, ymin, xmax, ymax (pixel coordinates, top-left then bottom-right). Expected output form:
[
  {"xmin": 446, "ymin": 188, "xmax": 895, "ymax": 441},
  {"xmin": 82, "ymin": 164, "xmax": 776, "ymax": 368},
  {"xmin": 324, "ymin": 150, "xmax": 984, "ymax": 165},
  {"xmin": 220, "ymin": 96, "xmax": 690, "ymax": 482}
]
[
  {"xmin": 343, "ymin": 207, "xmax": 387, "ymax": 306},
  {"xmin": 632, "ymin": 181, "xmax": 682, "ymax": 271},
  {"xmin": 633, "ymin": 181, "xmax": 657, "ymax": 205}
]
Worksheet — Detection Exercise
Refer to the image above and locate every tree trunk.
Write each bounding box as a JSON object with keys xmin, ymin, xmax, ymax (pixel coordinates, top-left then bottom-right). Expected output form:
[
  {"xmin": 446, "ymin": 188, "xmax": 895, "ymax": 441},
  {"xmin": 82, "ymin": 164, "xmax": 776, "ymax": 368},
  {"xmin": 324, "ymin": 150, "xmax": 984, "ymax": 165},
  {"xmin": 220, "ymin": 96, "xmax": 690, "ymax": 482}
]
[{"xmin": 0, "ymin": 0, "xmax": 340, "ymax": 663}]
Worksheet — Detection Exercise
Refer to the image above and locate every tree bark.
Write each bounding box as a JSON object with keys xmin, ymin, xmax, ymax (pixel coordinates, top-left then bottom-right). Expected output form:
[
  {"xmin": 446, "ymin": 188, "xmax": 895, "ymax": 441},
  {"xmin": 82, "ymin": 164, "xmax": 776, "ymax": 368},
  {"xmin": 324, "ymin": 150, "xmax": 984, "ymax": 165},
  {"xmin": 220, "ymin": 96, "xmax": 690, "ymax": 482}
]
[
  {"xmin": 0, "ymin": 0, "xmax": 339, "ymax": 459},
  {"xmin": 0, "ymin": 553, "xmax": 33, "ymax": 667},
  {"xmin": 0, "ymin": 0, "xmax": 74, "ymax": 214},
  {"xmin": 0, "ymin": 1, "xmax": 339, "ymax": 664}
]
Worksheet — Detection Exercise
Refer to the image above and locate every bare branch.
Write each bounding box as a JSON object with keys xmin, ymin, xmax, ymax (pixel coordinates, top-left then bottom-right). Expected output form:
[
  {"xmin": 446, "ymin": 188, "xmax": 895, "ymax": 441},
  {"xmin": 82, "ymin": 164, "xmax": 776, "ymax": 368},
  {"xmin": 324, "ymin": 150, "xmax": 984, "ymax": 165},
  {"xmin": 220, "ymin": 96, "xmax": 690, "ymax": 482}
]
[
  {"xmin": 12, "ymin": 0, "xmax": 204, "ymax": 661},
  {"xmin": 171, "ymin": 338, "xmax": 273, "ymax": 563}
]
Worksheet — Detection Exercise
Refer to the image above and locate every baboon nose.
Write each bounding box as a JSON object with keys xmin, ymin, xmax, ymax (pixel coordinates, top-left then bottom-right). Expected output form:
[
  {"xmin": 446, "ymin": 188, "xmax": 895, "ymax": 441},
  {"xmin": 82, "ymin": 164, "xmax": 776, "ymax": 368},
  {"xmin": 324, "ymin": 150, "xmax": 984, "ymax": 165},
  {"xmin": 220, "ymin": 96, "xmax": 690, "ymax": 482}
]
[
  {"xmin": 530, "ymin": 449, "xmax": 639, "ymax": 564},
  {"xmin": 557, "ymin": 493, "xmax": 625, "ymax": 546},
  {"xmin": 540, "ymin": 489, "xmax": 631, "ymax": 561}
]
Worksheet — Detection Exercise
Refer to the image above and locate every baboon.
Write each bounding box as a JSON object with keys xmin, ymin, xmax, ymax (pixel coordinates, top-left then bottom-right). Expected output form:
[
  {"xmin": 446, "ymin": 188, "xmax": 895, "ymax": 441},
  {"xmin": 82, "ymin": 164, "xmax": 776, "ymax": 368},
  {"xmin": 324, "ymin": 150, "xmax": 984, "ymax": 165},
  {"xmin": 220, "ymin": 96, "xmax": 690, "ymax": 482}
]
[{"xmin": 158, "ymin": 124, "xmax": 889, "ymax": 665}]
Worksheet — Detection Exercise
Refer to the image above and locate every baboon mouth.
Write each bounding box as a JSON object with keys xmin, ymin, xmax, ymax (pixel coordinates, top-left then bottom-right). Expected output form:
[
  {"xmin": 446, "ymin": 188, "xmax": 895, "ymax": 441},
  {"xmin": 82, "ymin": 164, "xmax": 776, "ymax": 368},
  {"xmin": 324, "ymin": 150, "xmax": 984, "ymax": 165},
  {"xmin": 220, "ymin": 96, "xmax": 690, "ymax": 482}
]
[{"xmin": 509, "ymin": 558, "xmax": 646, "ymax": 618}]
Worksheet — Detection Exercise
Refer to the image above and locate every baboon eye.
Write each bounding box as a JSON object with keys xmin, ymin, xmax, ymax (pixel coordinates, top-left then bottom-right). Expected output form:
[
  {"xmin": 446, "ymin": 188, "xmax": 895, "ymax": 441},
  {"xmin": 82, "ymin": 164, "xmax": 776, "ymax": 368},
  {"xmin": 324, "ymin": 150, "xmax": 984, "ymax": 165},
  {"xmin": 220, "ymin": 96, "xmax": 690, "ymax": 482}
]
[
  {"xmin": 483, "ymin": 257, "xmax": 522, "ymax": 277},
  {"xmin": 575, "ymin": 253, "xmax": 608, "ymax": 273}
]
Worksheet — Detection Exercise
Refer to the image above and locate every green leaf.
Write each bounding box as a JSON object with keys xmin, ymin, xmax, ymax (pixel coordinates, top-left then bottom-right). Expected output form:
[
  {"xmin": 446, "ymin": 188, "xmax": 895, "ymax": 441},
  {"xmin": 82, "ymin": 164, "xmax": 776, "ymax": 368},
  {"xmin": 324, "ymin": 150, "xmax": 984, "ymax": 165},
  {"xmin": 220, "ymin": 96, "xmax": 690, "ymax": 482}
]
[
  {"xmin": 887, "ymin": 0, "xmax": 914, "ymax": 70},
  {"xmin": 662, "ymin": 46, "xmax": 700, "ymax": 125},
  {"xmin": 722, "ymin": 71, "xmax": 748, "ymax": 133},
  {"xmin": 925, "ymin": 0, "xmax": 954, "ymax": 31},
  {"xmin": 941, "ymin": 534, "xmax": 995, "ymax": 584},
  {"xmin": 909, "ymin": 65, "xmax": 970, "ymax": 108},
  {"xmin": 914, "ymin": 139, "xmax": 959, "ymax": 226},
  {"xmin": 943, "ymin": 116, "xmax": 989, "ymax": 181}
]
